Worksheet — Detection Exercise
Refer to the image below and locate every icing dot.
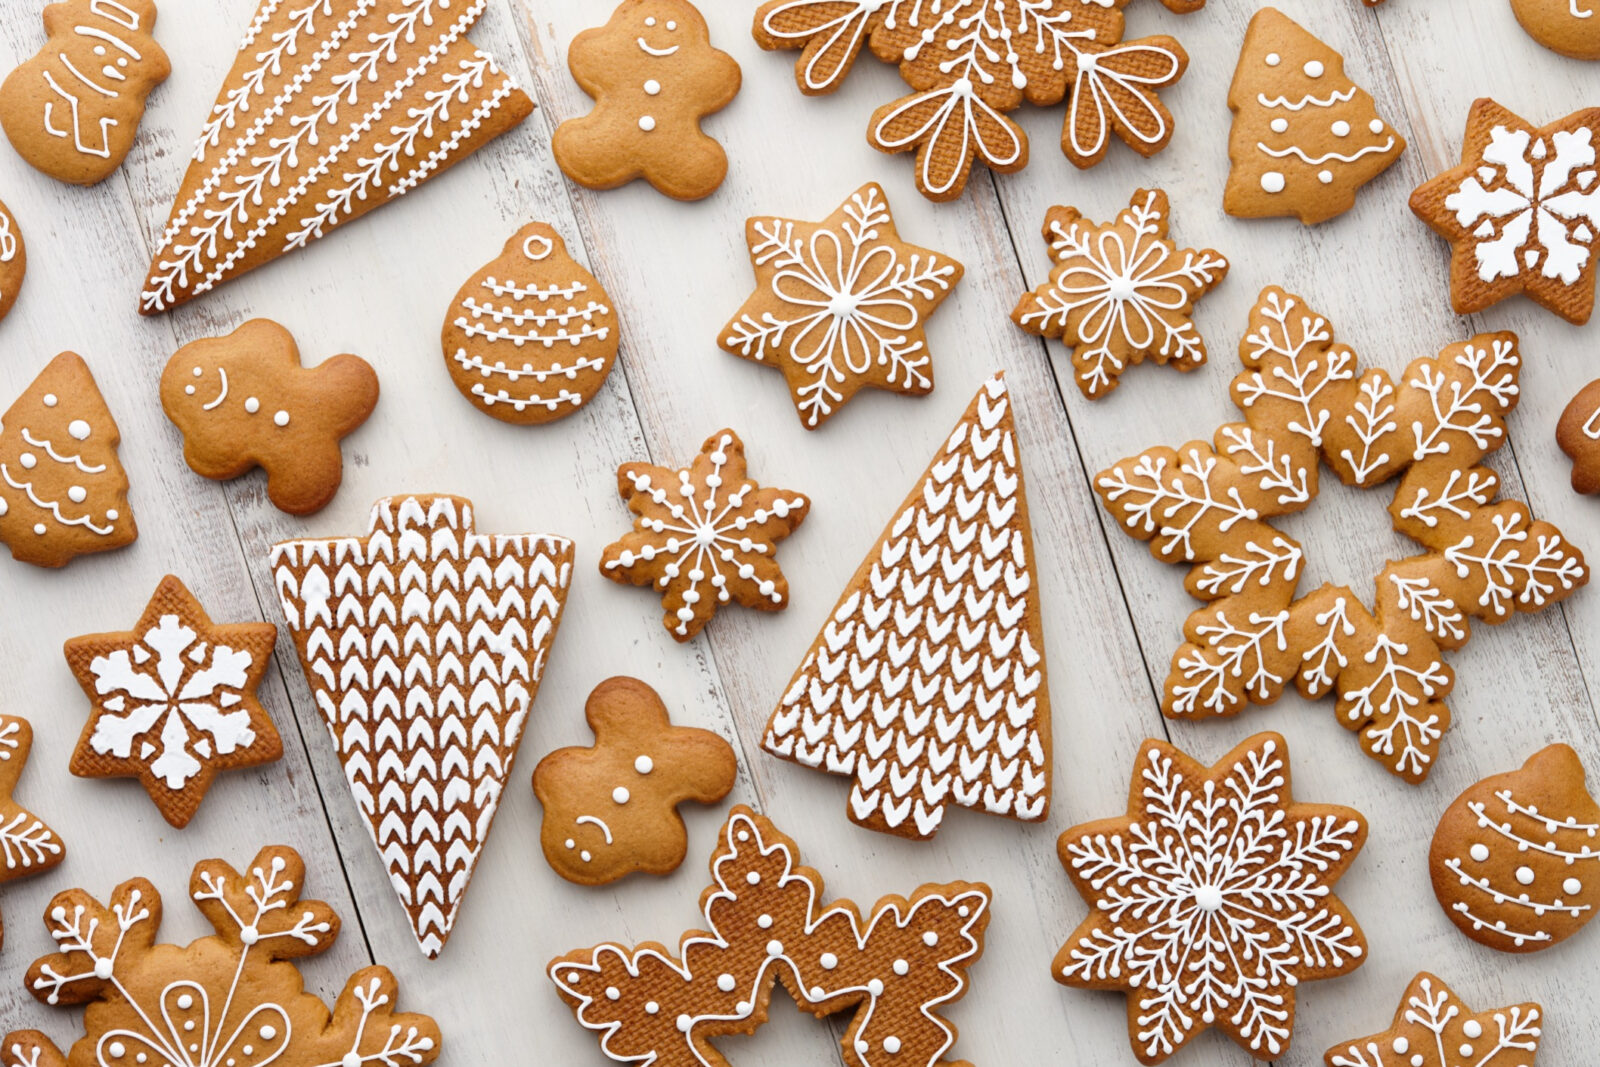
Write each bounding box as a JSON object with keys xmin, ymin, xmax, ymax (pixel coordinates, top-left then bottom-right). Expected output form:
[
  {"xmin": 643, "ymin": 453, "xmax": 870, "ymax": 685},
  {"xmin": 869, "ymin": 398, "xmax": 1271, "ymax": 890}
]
[
  {"xmin": 1331, "ymin": 120, "xmax": 1351, "ymax": 137},
  {"xmin": 1318, "ymin": 169, "xmax": 1334, "ymax": 184},
  {"xmin": 1270, "ymin": 118, "xmax": 1288, "ymax": 133},
  {"xmin": 757, "ymin": 913, "xmax": 773, "ymax": 928},
  {"xmin": 185, "ymin": 385, "xmax": 196, "ymax": 395},
  {"xmin": 867, "ymin": 978, "xmax": 883, "ymax": 996},
  {"xmin": 922, "ymin": 931, "xmax": 938, "ymax": 946},
  {"xmin": 18, "ymin": 452, "xmax": 35, "ymax": 469},
  {"xmin": 893, "ymin": 959, "xmax": 909, "ymax": 976},
  {"xmin": 1265, "ymin": 52, "xmax": 1281, "ymax": 66},
  {"xmin": 68, "ymin": 420, "xmax": 90, "ymax": 440},
  {"xmin": 1370, "ymin": 118, "xmax": 1385, "ymax": 133},
  {"xmin": 635, "ymin": 755, "xmax": 654, "ymax": 774},
  {"xmin": 1260, "ymin": 171, "xmax": 1286, "ymax": 194},
  {"xmin": 259, "ymin": 1026, "xmax": 276, "ymax": 1041},
  {"xmin": 42, "ymin": 393, "xmax": 57, "ymax": 406},
  {"xmin": 717, "ymin": 973, "xmax": 736, "ymax": 992},
  {"xmin": 1470, "ymin": 843, "xmax": 1490, "ymax": 862},
  {"xmin": 605, "ymin": 986, "xmax": 620, "ymax": 1001},
  {"xmin": 666, "ymin": 20, "xmax": 676, "ymax": 29},
  {"xmin": 245, "ymin": 397, "xmax": 260, "ymax": 414},
  {"xmin": 106, "ymin": 509, "xmax": 118, "ymax": 520},
  {"xmin": 884, "ymin": 1036, "xmax": 902, "ymax": 1054},
  {"xmin": 747, "ymin": 871, "xmax": 761, "ymax": 885},
  {"xmin": 239, "ymin": 925, "xmax": 259, "ymax": 945},
  {"xmin": 1459, "ymin": 1045, "xmax": 1474, "ymax": 1058},
  {"xmin": 1392, "ymin": 1037, "xmax": 1410, "ymax": 1054},
  {"xmin": 613, "ymin": 786, "xmax": 631, "ymax": 804},
  {"xmin": 343, "ymin": 1055, "xmax": 361, "ymax": 1067},
  {"xmin": 644, "ymin": 79, "xmax": 661, "ymax": 95},
  {"xmin": 1565, "ymin": 876, "xmax": 1583, "ymax": 895},
  {"xmin": 766, "ymin": 940, "xmax": 783, "ymax": 956},
  {"xmin": 645, "ymin": 16, "xmax": 655, "ymax": 24},
  {"xmin": 564, "ymin": 838, "xmax": 575, "ymax": 849},
  {"xmin": 676, "ymin": 1015, "xmax": 691, "ymax": 1032},
  {"xmin": 109, "ymin": 1043, "xmax": 126, "ymax": 1058},
  {"xmin": 1303, "ymin": 59, "xmax": 1324, "ymax": 77},
  {"xmin": 855, "ymin": 1041, "xmax": 869, "ymax": 1055},
  {"xmin": 274, "ymin": 410, "xmax": 290, "ymax": 427},
  {"xmin": 1194, "ymin": 885, "xmax": 1224, "ymax": 912},
  {"xmin": 645, "ymin": 1001, "xmax": 659, "ymax": 1014},
  {"xmin": 1462, "ymin": 1021, "xmax": 1483, "ymax": 1039},
  {"xmin": 94, "ymin": 959, "xmax": 114, "ymax": 979},
  {"xmin": 639, "ymin": 115, "xmax": 657, "ymax": 132},
  {"xmin": 820, "ymin": 952, "xmax": 838, "ymax": 970},
  {"xmin": 1516, "ymin": 865, "xmax": 1536, "ymax": 886},
  {"xmin": 68, "ymin": 485, "xmax": 87, "ymax": 501},
  {"xmin": 32, "ymin": 523, "xmax": 44, "ymax": 535}
]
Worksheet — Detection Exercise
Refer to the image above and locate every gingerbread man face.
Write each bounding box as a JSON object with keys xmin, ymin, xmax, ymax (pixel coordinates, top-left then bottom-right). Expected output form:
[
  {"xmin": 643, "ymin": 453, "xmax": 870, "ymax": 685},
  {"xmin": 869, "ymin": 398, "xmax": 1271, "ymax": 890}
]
[
  {"xmin": 533, "ymin": 677, "xmax": 737, "ymax": 886},
  {"xmin": 160, "ymin": 319, "xmax": 379, "ymax": 516}
]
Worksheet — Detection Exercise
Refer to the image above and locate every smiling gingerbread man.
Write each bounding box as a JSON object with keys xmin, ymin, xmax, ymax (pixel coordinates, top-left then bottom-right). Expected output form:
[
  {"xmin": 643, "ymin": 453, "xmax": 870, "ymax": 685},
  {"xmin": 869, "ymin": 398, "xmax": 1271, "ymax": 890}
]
[{"xmin": 553, "ymin": 0, "xmax": 741, "ymax": 200}]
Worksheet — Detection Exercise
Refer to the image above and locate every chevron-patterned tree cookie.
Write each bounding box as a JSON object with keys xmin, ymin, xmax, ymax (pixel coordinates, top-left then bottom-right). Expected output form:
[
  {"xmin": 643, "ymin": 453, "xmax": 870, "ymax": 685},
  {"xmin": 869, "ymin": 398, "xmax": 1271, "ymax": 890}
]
[
  {"xmin": 0, "ymin": 715, "xmax": 66, "ymax": 952},
  {"xmin": 1324, "ymin": 972, "xmax": 1542, "ymax": 1067},
  {"xmin": 764, "ymin": 374, "xmax": 1049, "ymax": 840},
  {"xmin": 139, "ymin": 0, "xmax": 533, "ymax": 313},
  {"xmin": 550, "ymin": 806, "xmax": 991, "ymax": 1067},
  {"xmin": 1, "ymin": 845, "xmax": 440, "ymax": 1067},
  {"xmin": 1095, "ymin": 287, "xmax": 1587, "ymax": 783},
  {"xmin": 270, "ymin": 495, "xmax": 573, "ymax": 958}
]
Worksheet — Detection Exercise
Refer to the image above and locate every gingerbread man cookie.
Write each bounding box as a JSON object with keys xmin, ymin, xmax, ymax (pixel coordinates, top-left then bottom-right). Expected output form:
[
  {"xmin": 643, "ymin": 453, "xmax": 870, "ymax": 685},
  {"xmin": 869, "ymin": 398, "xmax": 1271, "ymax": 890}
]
[
  {"xmin": 533, "ymin": 677, "xmax": 737, "ymax": 886},
  {"xmin": 1557, "ymin": 378, "xmax": 1600, "ymax": 494},
  {"xmin": 161, "ymin": 320, "xmax": 378, "ymax": 516},
  {"xmin": 553, "ymin": 0, "xmax": 741, "ymax": 200}
]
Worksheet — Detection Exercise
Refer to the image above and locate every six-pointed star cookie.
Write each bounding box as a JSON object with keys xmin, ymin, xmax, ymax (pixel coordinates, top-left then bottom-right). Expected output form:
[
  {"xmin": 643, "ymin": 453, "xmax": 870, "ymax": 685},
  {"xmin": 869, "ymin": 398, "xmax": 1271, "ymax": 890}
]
[
  {"xmin": 0, "ymin": 714, "xmax": 66, "ymax": 951},
  {"xmin": 63, "ymin": 574, "xmax": 279, "ymax": 828},
  {"xmin": 1324, "ymin": 972, "xmax": 1542, "ymax": 1067},
  {"xmin": 721, "ymin": 183, "xmax": 963, "ymax": 428},
  {"xmin": 601, "ymin": 428, "xmax": 809, "ymax": 641},
  {"xmin": 1410, "ymin": 98, "xmax": 1600, "ymax": 324}
]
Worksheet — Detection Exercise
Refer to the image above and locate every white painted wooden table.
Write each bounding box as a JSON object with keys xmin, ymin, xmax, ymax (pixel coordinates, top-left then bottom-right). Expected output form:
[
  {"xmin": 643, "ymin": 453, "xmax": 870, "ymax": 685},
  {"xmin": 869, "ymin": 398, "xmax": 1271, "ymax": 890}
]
[{"xmin": 0, "ymin": 0, "xmax": 1596, "ymax": 1062}]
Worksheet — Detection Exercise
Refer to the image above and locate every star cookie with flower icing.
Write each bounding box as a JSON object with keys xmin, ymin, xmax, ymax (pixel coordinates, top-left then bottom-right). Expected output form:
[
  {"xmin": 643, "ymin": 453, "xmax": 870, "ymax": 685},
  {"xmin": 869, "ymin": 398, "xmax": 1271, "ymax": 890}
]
[{"xmin": 1324, "ymin": 972, "xmax": 1542, "ymax": 1067}]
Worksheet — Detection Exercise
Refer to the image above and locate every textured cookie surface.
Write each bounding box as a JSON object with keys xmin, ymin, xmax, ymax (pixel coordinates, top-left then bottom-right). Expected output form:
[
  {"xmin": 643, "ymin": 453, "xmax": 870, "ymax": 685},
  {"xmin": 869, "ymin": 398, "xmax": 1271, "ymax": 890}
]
[
  {"xmin": 1512, "ymin": 0, "xmax": 1600, "ymax": 59},
  {"xmin": 1324, "ymin": 972, "xmax": 1542, "ymax": 1067},
  {"xmin": 0, "ymin": 715, "xmax": 66, "ymax": 952}
]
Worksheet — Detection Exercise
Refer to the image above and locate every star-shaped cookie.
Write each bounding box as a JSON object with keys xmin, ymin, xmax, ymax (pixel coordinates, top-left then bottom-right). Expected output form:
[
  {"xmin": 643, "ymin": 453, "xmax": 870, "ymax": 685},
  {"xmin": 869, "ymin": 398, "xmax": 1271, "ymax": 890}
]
[
  {"xmin": 600, "ymin": 428, "xmax": 809, "ymax": 641},
  {"xmin": 0, "ymin": 714, "xmax": 66, "ymax": 950},
  {"xmin": 720, "ymin": 183, "xmax": 962, "ymax": 428},
  {"xmin": 1410, "ymin": 99, "xmax": 1600, "ymax": 324},
  {"xmin": 63, "ymin": 574, "xmax": 279, "ymax": 828},
  {"xmin": 1324, "ymin": 972, "xmax": 1542, "ymax": 1067}
]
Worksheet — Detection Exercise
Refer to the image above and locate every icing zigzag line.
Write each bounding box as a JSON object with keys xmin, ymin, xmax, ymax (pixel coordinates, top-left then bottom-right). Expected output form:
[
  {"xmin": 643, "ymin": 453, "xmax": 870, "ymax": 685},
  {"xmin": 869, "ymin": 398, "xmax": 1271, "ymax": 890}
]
[{"xmin": 1256, "ymin": 87, "xmax": 1356, "ymax": 111}]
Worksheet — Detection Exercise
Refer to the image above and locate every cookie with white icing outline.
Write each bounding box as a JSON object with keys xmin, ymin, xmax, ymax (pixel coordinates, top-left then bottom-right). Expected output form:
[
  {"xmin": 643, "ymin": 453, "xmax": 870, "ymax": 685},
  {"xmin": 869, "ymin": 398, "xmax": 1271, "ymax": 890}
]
[
  {"xmin": 0, "ymin": 198, "xmax": 24, "ymax": 323},
  {"xmin": 0, "ymin": 714, "xmax": 66, "ymax": 953},
  {"xmin": 1512, "ymin": 0, "xmax": 1600, "ymax": 60},
  {"xmin": 1324, "ymin": 972, "xmax": 1542, "ymax": 1067},
  {"xmin": 1557, "ymin": 378, "xmax": 1600, "ymax": 494}
]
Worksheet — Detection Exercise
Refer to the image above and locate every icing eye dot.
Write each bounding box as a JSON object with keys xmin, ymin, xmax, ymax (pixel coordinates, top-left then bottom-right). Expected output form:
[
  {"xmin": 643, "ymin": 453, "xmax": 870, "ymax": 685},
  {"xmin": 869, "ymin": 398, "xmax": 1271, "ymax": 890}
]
[
  {"xmin": 639, "ymin": 115, "xmax": 657, "ymax": 132},
  {"xmin": 185, "ymin": 385, "xmax": 196, "ymax": 395},
  {"xmin": 564, "ymin": 838, "xmax": 576, "ymax": 849},
  {"xmin": 1264, "ymin": 52, "xmax": 1281, "ymax": 66},
  {"xmin": 106, "ymin": 509, "xmax": 119, "ymax": 520},
  {"xmin": 666, "ymin": 20, "xmax": 677, "ymax": 29},
  {"xmin": 69, "ymin": 485, "xmax": 86, "ymax": 503},
  {"xmin": 245, "ymin": 397, "xmax": 261, "ymax": 414},
  {"xmin": 1303, "ymin": 59, "xmax": 1324, "ymax": 77},
  {"xmin": 192, "ymin": 366, "xmax": 202, "ymax": 377},
  {"xmin": 1270, "ymin": 118, "xmax": 1288, "ymax": 133},
  {"xmin": 716, "ymin": 973, "xmax": 736, "ymax": 992},
  {"xmin": 893, "ymin": 958, "xmax": 909, "ymax": 975},
  {"xmin": 1564, "ymin": 876, "xmax": 1583, "ymax": 895},
  {"xmin": 1516, "ymin": 865, "xmax": 1536, "ymax": 886},
  {"xmin": 68, "ymin": 419, "xmax": 91, "ymax": 440},
  {"xmin": 613, "ymin": 786, "xmax": 631, "ymax": 804},
  {"xmin": 274, "ymin": 410, "xmax": 290, "ymax": 427},
  {"xmin": 1370, "ymin": 118, "xmax": 1385, "ymax": 134},
  {"xmin": 1462, "ymin": 1021, "xmax": 1483, "ymax": 1039},
  {"xmin": 1469, "ymin": 843, "xmax": 1490, "ymax": 861},
  {"xmin": 1260, "ymin": 171, "xmax": 1286, "ymax": 194},
  {"xmin": 1331, "ymin": 120, "xmax": 1351, "ymax": 137},
  {"xmin": 635, "ymin": 754, "xmax": 654, "ymax": 774}
]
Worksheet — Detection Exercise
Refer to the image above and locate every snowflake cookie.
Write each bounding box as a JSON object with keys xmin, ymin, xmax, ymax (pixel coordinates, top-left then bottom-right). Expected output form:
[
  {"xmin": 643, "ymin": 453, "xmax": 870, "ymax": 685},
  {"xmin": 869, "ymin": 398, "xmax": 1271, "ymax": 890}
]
[
  {"xmin": 1095, "ymin": 286, "xmax": 1587, "ymax": 783},
  {"xmin": 64, "ymin": 575, "xmax": 279, "ymax": 829},
  {"xmin": 1410, "ymin": 99, "xmax": 1600, "ymax": 325},
  {"xmin": 1429, "ymin": 743, "xmax": 1600, "ymax": 953},
  {"xmin": 1, "ymin": 845, "xmax": 440, "ymax": 1067},
  {"xmin": 1324, "ymin": 972, "xmax": 1542, "ymax": 1067},
  {"xmin": 764, "ymin": 375, "xmax": 1050, "ymax": 839},
  {"xmin": 721, "ymin": 183, "xmax": 963, "ymax": 428},
  {"xmin": 1056, "ymin": 732, "xmax": 1368, "ymax": 1065},
  {"xmin": 752, "ymin": 0, "xmax": 1200, "ymax": 202},
  {"xmin": 0, "ymin": 715, "xmax": 66, "ymax": 952},
  {"xmin": 550, "ymin": 806, "xmax": 990, "ymax": 1067},
  {"xmin": 601, "ymin": 429, "xmax": 810, "ymax": 641},
  {"xmin": 1013, "ymin": 188, "xmax": 1229, "ymax": 399}
]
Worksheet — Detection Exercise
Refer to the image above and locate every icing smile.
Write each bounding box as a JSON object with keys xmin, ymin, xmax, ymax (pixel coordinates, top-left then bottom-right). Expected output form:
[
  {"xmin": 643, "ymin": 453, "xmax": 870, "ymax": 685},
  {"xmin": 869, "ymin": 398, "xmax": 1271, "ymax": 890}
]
[
  {"xmin": 201, "ymin": 367, "xmax": 229, "ymax": 410},
  {"xmin": 636, "ymin": 37, "xmax": 678, "ymax": 56}
]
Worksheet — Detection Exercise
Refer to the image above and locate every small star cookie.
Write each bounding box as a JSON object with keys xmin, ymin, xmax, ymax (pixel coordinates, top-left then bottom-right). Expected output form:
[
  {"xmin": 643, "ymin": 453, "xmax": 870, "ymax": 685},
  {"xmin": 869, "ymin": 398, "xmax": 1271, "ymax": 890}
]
[{"xmin": 1324, "ymin": 972, "xmax": 1542, "ymax": 1067}]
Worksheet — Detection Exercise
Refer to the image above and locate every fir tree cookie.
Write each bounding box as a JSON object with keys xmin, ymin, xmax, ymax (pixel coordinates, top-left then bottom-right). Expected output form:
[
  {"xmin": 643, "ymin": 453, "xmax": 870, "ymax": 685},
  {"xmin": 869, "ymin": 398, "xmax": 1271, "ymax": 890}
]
[
  {"xmin": 1512, "ymin": 0, "xmax": 1600, "ymax": 60},
  {"xmin": 1558, "ymin": 378, "xmax": 1600, "ymax": 494},
  {"xmin": 1224, "ymin": 8, "xmax": 1406, "ymax": 225},
  {"xmin": 554, "ymin": 0, "xmax": 741, "ymax": 201},
  {"xmin": 721, "ymin": 183, "xmax": 963, "ymax": 428},
  {"xmin": 0, "ymin": 199, "xmax": 24, "ymax": 324},
  {"xmin": 1324, "ymin": 973, "xmax": 1542, "ymax": 1067},
  {"xmin": 1013, "ymin": 189, "xmax": 1229, "ymax": 399},
  {"xmin": 0, "ymin": 715, "xmax": 66, "ymax": 953},
  {"xmin": 1411, "ymin": 99, "xmax": 1600, "ymax": 324}
]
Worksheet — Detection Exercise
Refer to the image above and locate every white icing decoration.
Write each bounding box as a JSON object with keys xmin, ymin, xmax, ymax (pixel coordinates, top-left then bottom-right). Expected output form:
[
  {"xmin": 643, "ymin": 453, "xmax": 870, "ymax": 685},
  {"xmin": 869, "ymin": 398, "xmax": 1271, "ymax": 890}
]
[
  {"xmin": 0, "ymin": 717, "xmax": 65, "ymax": 873},
  {"xmin": 26, "ymin": 0, "xmax": 160, "ymax": 163},
  {"xmin": 1303, "ymin": 59, "xmax": 1324, "ymax": 77},
  {"xmin": 634, "ymin": 755, "xmax": 653, "ymax": 774},
  {"xmin": 201, "ymin": 368, "xmax": 228, "ymax": 411},
  {"xmin": 638, "ymin": 115, "xmax": 656, "ymax": 132},
  {"xmin": 244, "ymin": 397, "xmax": 259, "ymax": 414},
  {"xmin": 1261, "ymin": 171, "xmax": 1286, "ymax": 193},
  {"xmin": 1326, "ymin": 975, "xmax": 1541, "ymax": 1067}
]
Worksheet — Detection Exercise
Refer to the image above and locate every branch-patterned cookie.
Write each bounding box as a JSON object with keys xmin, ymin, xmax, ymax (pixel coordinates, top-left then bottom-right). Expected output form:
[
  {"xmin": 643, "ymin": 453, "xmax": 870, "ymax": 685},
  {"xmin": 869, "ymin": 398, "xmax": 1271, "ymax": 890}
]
[
  {"xmin": 1, "ymin": 845, "xmax": 440, "ymax": 1067},
  {"xmin": 0, "ymin": 715, "xmax": 66, "ymax": 952},
  {"xmin": 549, "ymin": 806, "xmax": 991, "ymax": 1067},
  {"xmin": 764, "ymin": 375, "xmax": 1049, "ymax": 840},
  {"xmin": 64, "ymin": 574, "xmax": 280, "ymax": 829},
  {"xmin": 1557, "ymin": 378, "xmax": 1600, "ymax": 494},
  {"xmin": 601, "ymin": 429, "xmax": 810, "ymax": 642},
  {"xmin": 271, "ymin": 495, "xmax": 573, "ymax": 957},
  {"xmin": 721, "ymin": 183, "xmax": 962, "ymax": 428},
  {"xmin": 1429, "ymin": 744, "xmax": 1600, "ymax": 952},
  {"xmin": 1410, "ymin": 99, "xmax": 1600, "ymax": 324},
  {"xmin": 1056, "ymin": 732, "xmax": 1368, "ymax": 1065},
  {"xmin": 1013, "ymin": 188, "xmax": 1229, "ymax": 399},
  {"xmin": 1095, "ymin": 286, "xmax": 1587, "ymax": 782},
  {"xmin": 0, "ymin": 199, "xmax": 25, "ymax": 323},
  {"xmin": 140, "ymin": 0, "xmax": 533, "ymax": 313},
  {"xmin": 1324, "ymin": 973, "xmax": 1542, "ymax": 1067},
  {"xmin": 533, "ymin": 676, "xmax": 737, "ymax": 886}
]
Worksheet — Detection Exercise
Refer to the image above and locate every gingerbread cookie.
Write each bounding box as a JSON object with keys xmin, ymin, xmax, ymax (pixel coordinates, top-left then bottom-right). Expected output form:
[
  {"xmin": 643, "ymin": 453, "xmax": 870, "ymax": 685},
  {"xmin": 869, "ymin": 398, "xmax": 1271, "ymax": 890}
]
[
  {"xmin": 140, "ymin": 0, "xmax": 532, "ymax": 313},
  {"xmin": 1325, "ymin": 973, "xmax": 1542, "ymax": 1067},
  {"xmin": 553, "ymin": 0, "xmax": 741, "ymax": 201},
  {"xmin": 1057, "ymin": 732, "xmax": 1367, "ymax": 1065},
  {"xmin": 0, "ymin": 199, "xmax": 24, "ymax": 323},
  {"xmin": 1512, "ymin": 0, "xmax": 1600, "ymax": 60},
  {"xmin": 64, "ymin": 574, "xmax": 280, "ymax": 829},
  {"xmin": 765, "ymin": 375, "xmax": 1050, "ymax": 840},
  {"xmin": 2, "ymin": 845, "xmax": 440, "ymax": 1067},
  {"xmin": 1095, "ymin": 287, "xmax": 1587, "ymax": 782},
  {"xmin": 1558, "ymin": 378, "xmax": 1600, "ymax": 494},
  {"xmin": 1429, "ymin": 744, "xmax": 1600, "ymax": 952},
  {"xmin": 0, "ymin": 0, "xmax": 170, "ymax": 186},
  {"xmin": 1411, "ymin": 99, "xmax": 1600, "ymax": 324},
  {"xmin": 1014, "ymin": 188, "xmax": 1229, "ymax": 399},
  {"xmin": 442, "ymin": 222, "xmax": 619, "ymax": 424},
  {"xmin": 161, "ymin": 320, "xmax": 378, "ymax": 516},
  {"xmin": 271, "ymin": 494, "xmax": 573, "ymax": 957},
  {"xmin": 0, "ymin": 715, "xmax": 66, "ymax": 953},
  {"xmin": 550, "ymin": 806, "xmax": 991, "ymax": 1067},
  {"xmin": 601, "ymin": 428, "xmax": 810, "ymax": 642},
  {"xmin": 1225, "ymin": 8, "xmax": 1406, "ymax": 225},
  {"xmin": 533, "ymin": 677, "xmax": 736, "ymax": 886},
  {"xmin": 0, "ymin": 351, "xmax": 136, "ymax": 569},
  {"xmin": 721, "ymin": 183, "xmax": 962, "ymax": 428}
]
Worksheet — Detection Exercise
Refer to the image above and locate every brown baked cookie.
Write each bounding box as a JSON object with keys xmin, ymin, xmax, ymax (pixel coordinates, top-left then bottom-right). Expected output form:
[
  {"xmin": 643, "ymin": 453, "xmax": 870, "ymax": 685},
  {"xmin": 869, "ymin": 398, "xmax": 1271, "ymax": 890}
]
[
  {"xmin": 1557, "ymin": 378, "xmax": 1600, "ymax": 494},
  {"xmin": 442, "ymin": 222, "xmax": 619, "ymax": 424},
  {"xmin": 1324, "ymin": 973, "xmax": 1543, "ymax": 1067},
  {"xmin": 1429, "ymin": 744, "xmax": 1600, "ymax": 953},
  {"xmin": 533, "ymin": 676, "xmax": 736, "ymax": 886},
  {"xmin": 553, "ymin": 0, "xmax": 741, "ymax": 200},
  {"xmin": 1513, "ymin": 0, "xmax": 1600, "ymax": 59},
  {"xmin": 0, "ymin": 714, "xmax": 66, "ymax": 952},
  {"xmin": 161, "ymin": 319, "xmax": 378, "ymax": 516},
  {"xmin": 0, "ymin": 0, "xmax": 169, "ymax": 186},
  {"xmin": 64, "ymin": 574, "xmax": 280, "ymax": 829},
  {"xmin": 0, "ymin": 198, "xmax": 24, "ymax": 322},
  {"xmin": 0, "ymin": 351, "xmax": 137, "ymax": 568}
]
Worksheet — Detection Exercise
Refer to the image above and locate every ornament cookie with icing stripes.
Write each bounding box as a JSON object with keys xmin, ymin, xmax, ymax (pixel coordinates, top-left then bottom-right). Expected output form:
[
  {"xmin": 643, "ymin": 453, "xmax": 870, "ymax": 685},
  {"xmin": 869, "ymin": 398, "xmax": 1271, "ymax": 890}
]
[
  {"xmin": 271, "ymin": 495, "xmax": 573, "ymax": 957},
  {"xmin": 1224, "ymin": 7, "xmax": 1405, "ymax": 225},
  {"xmin": 139, "ymin": 0, "xmax": 532, "ymax": 313},
  {"xmin": 0, "ymin": 715, "xmax": 66, "ymax": 953},
  {"xmin": 549, "ymin": 806, "xmax": 991, "ymax": 1067},
  {"xmin": 1429, "ymin": 744, "xmax": 1600, "ymax": 953},
  {"xmin": 1324, "ymin": 973, "xmax": 1542, "ymax": 1067},
  {"xmin": 0, "ymin": 199, "xmax": 24, "ymax": 323},
  {"xmin": 442, "ymin": 222, "xmax": 619, "ymax": 424},
  {"xmin": 765, "ymin": 374, "xmax": 1049, "ymax": 840}
]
